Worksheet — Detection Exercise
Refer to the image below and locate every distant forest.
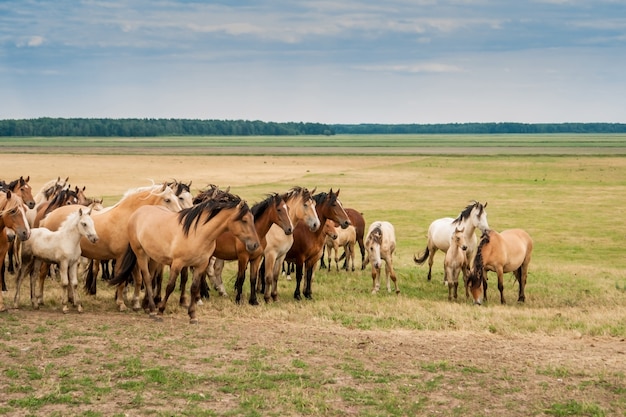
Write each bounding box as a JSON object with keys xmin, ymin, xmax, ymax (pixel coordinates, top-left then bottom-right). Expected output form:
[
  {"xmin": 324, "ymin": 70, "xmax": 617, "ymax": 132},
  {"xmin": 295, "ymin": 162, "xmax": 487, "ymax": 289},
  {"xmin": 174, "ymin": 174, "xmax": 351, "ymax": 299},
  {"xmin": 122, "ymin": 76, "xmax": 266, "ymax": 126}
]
[{"xmin": 1, "ymin": 118, "xmax": 626, "ymax": 136}]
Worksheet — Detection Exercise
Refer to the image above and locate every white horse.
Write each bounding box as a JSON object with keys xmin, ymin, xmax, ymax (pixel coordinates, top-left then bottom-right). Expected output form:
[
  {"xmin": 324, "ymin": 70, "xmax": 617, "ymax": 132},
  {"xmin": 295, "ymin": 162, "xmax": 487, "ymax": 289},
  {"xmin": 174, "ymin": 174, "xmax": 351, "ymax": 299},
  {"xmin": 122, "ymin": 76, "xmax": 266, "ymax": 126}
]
[
  {"xmin": 443, "ymin": 227, "xmax": 468, "ymax": 301},
  {"xmin": 414, "ymin": 201, "xmax": 489, "ymax": 281},
  {"xmin": 323, "ymin": 220, "xmax": 357, "ymax": 271},
  {"xmin": 364, "ymin": 221, "xmax": 399, "ymax": 294},
  {"xmin": 14, "ymin": 207, "xmax": 99, "ymax": 313}
]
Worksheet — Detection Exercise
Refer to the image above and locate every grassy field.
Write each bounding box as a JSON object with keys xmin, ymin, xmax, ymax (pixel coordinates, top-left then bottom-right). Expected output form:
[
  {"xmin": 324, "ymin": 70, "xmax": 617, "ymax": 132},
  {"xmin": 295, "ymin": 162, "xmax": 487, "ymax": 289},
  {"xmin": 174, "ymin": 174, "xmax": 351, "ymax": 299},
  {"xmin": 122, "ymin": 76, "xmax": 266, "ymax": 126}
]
[{"xmin": 1, "ymin": 135, "xmax": 625, "ymax": 416}]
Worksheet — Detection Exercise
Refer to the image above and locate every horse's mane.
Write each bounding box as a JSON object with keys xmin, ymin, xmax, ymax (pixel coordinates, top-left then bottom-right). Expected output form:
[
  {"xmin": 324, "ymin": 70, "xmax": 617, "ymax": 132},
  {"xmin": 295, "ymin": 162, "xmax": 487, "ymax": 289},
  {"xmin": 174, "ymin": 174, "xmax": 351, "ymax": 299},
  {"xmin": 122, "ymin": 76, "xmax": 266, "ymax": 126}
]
[
  {"xmin": 167, "ymin": 179, "xmax": 191, "ymax": 196},
  {"xmin": 193, "ymin": 184, "xmax": 229, "ymax": 204},
  {"xmin": 313, "ymin": 189, "xmax": 338, "ymax": 206},
  {"xmin": 178, "ymin": 192, "xmax": 248, "ymax": 236},
  {"xmin": 45, "ymin": 188, "xmax": 78, "ymax": 212},
  {"xmin": 251, "ymin": 193, "xmax": 280, "ymax": 218},
  {"xmin": 367, "ymin": 226, "xmax": 383, "ymax": 245},
  {"xmin": 58, "ymin": 208, "xmax": 83, "ymax": 231},
  {"xmin": 281, "ymin": 186, "xmax": 312, "ymax": 203},
  {"xmin": 452, "ymin": 201, "xmax": 484, "ymax": 225},
  {"xmin": 468, "ymin": 230, "xmax": 491, "ymax": 288},
  {"xmin": 0, "ymin": 190, "xmax": 23, "ymax": 214}
]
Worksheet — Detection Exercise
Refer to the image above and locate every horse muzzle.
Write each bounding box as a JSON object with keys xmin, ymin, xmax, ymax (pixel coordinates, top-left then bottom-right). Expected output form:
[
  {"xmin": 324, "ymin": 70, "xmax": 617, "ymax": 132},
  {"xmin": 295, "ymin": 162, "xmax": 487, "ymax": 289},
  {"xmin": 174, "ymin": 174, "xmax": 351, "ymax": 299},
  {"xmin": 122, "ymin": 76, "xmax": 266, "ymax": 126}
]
[
  {"xmin": 88, "ymin": 235, "xmax": 100, "ymax": 244},
  {"xmin": 340, "ymin": 220, "xmax": 351, "ymax": 229},
  {"xmin": 246, "ymin": 241, "xmax": 260, "ymax": 253},
  {"xmin": 308, "ymin": 220, "xmax": 320, "ymax": 232},
  {"xmin": 17, "ymin": 228, "xmax": 31, "ymax": 241}
]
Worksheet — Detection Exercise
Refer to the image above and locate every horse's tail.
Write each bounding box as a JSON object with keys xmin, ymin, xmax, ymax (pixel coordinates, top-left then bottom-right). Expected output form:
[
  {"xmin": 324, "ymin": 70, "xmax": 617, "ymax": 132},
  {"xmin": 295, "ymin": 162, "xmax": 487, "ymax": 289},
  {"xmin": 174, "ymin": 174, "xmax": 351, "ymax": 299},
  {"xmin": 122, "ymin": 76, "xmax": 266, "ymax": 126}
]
[
  {"xmin": 413, "ymin": 247, "xmax": 430, "ymax": 265},
  {"xmin": 107, "ymin": 245, "xmax": 137, "ymax": 287}
]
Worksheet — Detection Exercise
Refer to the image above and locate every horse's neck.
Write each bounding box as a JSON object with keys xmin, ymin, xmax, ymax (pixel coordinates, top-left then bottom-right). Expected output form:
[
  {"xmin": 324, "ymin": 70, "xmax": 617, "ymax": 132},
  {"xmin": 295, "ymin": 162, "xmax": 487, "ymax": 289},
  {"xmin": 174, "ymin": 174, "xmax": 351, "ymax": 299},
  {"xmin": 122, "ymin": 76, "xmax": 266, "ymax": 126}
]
[
  {"xmin": 286, "ymin": 197, "xmax": 304, "ymax": 224},
  {"xmin": 194, "ymin": 210, "xmax": 232, "ymax": 244},
  {"xmin": 254, "ymin": 209, "xmax": 275, "ymax": 239}
]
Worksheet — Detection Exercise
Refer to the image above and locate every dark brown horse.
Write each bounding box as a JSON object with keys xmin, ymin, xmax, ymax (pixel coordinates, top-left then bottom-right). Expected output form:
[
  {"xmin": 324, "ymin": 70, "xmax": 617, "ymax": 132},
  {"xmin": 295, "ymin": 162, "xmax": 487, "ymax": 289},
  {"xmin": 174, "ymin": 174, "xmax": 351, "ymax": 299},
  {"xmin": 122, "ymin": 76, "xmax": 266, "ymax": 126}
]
[
  {"xmin": 466, "ymin": 228, "xmax": 533, "ymax": 305},
  {"xmin": 285, "ymin": 189, "xmax": 351, "ymax": 300}
]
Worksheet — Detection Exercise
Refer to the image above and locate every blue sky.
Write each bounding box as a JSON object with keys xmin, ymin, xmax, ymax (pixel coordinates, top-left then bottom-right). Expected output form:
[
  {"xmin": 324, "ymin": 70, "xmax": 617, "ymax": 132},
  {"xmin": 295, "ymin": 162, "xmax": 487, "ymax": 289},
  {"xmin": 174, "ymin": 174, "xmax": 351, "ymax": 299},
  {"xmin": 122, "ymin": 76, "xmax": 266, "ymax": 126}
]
[{"xmin": 2, "ymin": 0, "xmax": 626, "ymax": 124}]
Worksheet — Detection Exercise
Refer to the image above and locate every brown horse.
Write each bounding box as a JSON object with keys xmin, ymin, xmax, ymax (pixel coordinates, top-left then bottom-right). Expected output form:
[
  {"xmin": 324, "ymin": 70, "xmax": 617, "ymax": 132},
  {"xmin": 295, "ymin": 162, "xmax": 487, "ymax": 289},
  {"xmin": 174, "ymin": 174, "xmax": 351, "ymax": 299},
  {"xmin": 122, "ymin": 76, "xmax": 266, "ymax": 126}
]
[
  {"xmin": 1, "ymin": 176, "xmax": 36, "ymax": 291},
  {"xmin": 212, "ymin": 193, "xmax": 293, "ymax": 305},
  {"xmin": 0, "ymin": 190, "xmax": 31, "ymax": 311},
  {"xmin": 286, "ymin": 189, "xmax": 351, "ymax": 300},
  {"xmin": 109, "ymin": 191, "xmax": 260, "ymax": 323},
  {"xmin": 466, "ymin": 228, "xmax": 533, "ymax": 305},
  {"xmin": 38, "ymin": 183, "xmax": 183, "ymax": 309}
]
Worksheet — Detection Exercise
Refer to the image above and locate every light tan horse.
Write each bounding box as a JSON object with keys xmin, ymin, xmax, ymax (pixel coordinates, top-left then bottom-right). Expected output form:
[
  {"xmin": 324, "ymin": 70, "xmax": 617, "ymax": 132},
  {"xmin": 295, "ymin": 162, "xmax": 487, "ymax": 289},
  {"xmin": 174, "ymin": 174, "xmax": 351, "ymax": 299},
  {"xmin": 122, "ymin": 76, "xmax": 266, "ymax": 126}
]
[
  {"xmin": 323, "ymin": 220, "xmax": 357, "ymax": 272},
  {"xmin": 38, "ymin": 183, "xmax": 183, "ymax": 310},
  {"xmin": 364, "ymin": 221, "xmax": 399, "ymax": 295},
  {"xmin": 443, "ymin": 227, "xmax": 468, "ymax": 301},
  {"xmin": 467, "ymin": 228, "xmax": 533, "ymax": 305},
  {"xmin": 108, "ymin": 191, "xmax": 260, "ymax": 323},
  {"xmin": 0, "ymin": 190, "xmax": 31, "ymax": 312},
  {"xmin": 258, "ymin": 186, "xmax": 320, "ymax": 303}
]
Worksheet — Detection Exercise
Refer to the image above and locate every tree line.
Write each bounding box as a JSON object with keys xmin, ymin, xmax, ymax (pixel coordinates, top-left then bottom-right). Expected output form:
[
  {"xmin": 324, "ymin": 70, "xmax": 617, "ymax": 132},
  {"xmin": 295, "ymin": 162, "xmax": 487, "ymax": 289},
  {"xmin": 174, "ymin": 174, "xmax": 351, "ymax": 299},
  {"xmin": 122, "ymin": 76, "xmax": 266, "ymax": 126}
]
[{"xmin": 1, "ymin": 118, "xmax": 625, "ymax": 136}]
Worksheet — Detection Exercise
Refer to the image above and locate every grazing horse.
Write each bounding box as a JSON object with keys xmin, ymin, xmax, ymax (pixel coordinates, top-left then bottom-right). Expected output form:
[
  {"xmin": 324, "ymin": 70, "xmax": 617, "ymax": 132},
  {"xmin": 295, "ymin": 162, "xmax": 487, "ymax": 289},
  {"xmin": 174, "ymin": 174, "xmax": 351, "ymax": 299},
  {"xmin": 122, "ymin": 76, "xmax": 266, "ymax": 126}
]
[
  {"xmin": 38, "ymin": 183, "xmax": 182, "ymax": 309},
  {"xmin": 109, "ymin": 191, "xmax": 260, "ymax": 323},
  {"xmin": 443, "ymin": 227, "xmax": 468, "ymax": 301},
  {"xmin": 14, "ymin": 208, "xmax": 99, "ymax": 313},
  {"xmin": 323, "ymin": 220, "xmax": 357, "ymax": 272},
  {"xmin": 0, "ymin": 191, "xmax": 31, "ymax": 312},
  {"xmin": 364, "ymin": 221, "xmax": 399, "ymax": 294},
  {"xmin": 210, "ymin": 193, "xmax": 293, "ymax": 305},
  {"xmin": 258, "ymin": 186, "xmax": 320, "ymax": 303},
  {"xmin": 286, "ymin": 189, "xmax": 351, "ymax": 300},
  {"xmin": 1, "ymin": 176, "xmax": 36, "ymax": 291},
  {"xmin": 414, "ymin": 201, "xmax": 489, "ymax": 281},
  {"xmin": 466, "ymin": 229, "xmax": 533, "ymax": 305}
]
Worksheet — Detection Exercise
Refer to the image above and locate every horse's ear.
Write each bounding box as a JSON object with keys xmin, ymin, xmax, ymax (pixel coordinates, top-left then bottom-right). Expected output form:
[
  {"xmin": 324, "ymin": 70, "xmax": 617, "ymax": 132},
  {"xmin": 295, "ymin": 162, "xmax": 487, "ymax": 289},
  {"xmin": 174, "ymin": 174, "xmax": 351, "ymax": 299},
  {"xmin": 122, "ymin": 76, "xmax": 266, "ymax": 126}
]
[
  {"xmin": 335, "ymin": 188, "xmax": 340, "ymax": 197},
  {"xmin": 484, "ymin": 202, "xmax": 488, "ymax": 208},
  {"xmin": 78, "ymin": 208, "xmax": 83, "ymax": 216},
  {"xmin": 82, "ymin": 186, "xmax": 86, "ymax": 192},
  {"xmin": 310, "ymin": 187, "xmax": 317, "ymax": 195},
  {"xmin": 160, "ymin": 183, "xmax": 167, "ymax": 192},
  {"xmin": 6, "ymin": 190, "xmax": 11, "ymax": 199}
]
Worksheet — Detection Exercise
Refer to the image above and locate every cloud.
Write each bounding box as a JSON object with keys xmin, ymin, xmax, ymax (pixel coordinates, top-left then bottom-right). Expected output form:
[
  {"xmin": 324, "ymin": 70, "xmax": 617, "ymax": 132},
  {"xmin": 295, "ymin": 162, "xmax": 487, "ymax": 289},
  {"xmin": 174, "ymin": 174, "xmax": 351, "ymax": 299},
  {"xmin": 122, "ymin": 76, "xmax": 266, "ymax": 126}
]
[
  {"xmin": 16, "ymin": 35, "xmax": 45, "ymax": 47},
  {"xmin": 358, "ymin": 62, "xmax": 464, "ymax": 74}
]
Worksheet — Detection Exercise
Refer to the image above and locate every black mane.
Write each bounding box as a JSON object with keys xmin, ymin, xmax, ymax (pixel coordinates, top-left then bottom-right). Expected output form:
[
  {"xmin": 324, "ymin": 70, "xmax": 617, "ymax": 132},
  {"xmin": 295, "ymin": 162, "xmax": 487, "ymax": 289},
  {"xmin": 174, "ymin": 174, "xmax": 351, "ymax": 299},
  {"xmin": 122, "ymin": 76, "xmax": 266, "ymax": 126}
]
[{"xmin": 179, "ymin": 192, "xmax": 247, "ymax": 236}]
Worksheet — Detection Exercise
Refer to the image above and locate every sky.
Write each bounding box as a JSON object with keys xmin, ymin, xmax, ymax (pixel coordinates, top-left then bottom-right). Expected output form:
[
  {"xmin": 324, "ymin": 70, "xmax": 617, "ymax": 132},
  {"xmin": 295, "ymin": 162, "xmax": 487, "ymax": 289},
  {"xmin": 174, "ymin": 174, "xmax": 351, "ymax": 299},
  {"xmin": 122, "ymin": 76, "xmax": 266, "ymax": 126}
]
[{"xmin": 1, "ymin": 0, "xmax": 626, "ymax": 124}]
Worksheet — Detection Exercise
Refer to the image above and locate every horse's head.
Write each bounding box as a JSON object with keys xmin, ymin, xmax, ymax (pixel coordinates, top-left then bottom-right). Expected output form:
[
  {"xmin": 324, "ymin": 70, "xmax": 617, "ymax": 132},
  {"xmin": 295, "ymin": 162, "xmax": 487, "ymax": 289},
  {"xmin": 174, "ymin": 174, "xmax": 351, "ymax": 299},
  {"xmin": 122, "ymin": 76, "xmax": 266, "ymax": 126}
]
[
  {"xmin": 77, "ymin": 207, "xmax": 99, "ymax": 244},
  {"xmin": 0, "ymin": 190, "xmax": 31, "ymax": 241},
  {"xmin": 323, "ymin": 219, "xmax": 338, "ymax": 240},
  {"xmin": 452, "ymin": 227, "xmax": 468, "ymax": 251},
  {"xmin": 366, "ymin": 226, "xmax": 383, "ymax": 270},
  {"xmin": 154, "ymin": 183, "xmax": 183, "ymax": 212},
  {"xmin": 314, "ymin": 188, "xmax": 351, "ymax": 229},
  {"xmin": 10, "ymin": 176, "xmax": 36, "ymax": 209},
  {"xmin": 283, "ymin": 187, "xmax": 320, "ymax": 232},
  {"xmin": 470, "ymin": 201, "xmax": 490, "ymax": 233},
  {"xmin": 228, "ymin": 199, "xmax": 260, "ymax": 254},
  {"xmin": 466, "ymin": 268, "xmax": 485, "ymax": 305}
]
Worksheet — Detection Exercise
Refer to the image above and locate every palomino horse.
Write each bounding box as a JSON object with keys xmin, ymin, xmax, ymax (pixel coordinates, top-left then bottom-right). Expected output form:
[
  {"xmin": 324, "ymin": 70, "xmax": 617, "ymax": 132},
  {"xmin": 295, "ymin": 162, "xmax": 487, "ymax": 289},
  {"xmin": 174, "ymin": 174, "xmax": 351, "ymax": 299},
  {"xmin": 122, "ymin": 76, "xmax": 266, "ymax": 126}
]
[
  {"xmin": 323, "ymin": 208, "xmax": 365, "ymax": 270},
  {"xmin": 414, "ymin": 201, "xmax": 489, "ymax": 281},
  {"xmin": 259, "ymin": 186, "xmax": 320, "ymax": 303},
  {"xmin": 466, "ymin": 228, "xmax": 533, "ymax": 305},
  {"xmin": 323, "ymin": 220, "xmax": 357, "ymax": 272},
  {"xmin": 38, "ymin": 183, "xmax": 182, "ymax": 309},
  {"xmin": 0, "ymin": 190, "xmax": 31, "ymax": 312},
  {"xmin": 364, "ymin": 221, "xmax": 399, "ymax": 294},
  {"xmin": 286, "ymin": 189, "xmax": 351, "ymax": 300},
  {"xmin": 1, "ymin": 176, "xmax": 36, "ymax": 291},
  {"xmin": 443, "ymin": 227, "xmax": 468, "ymax": 301},
  {"xmin": 109, "ymin": 191, "xmax": 260, "ymax": 323},
  {"xmin": 14, "ymin": 208, "xmax": 99, "ymax": 313},
  {"xmin": 210, "ymin": 193, "xmax": 293, "ymax": 305}
]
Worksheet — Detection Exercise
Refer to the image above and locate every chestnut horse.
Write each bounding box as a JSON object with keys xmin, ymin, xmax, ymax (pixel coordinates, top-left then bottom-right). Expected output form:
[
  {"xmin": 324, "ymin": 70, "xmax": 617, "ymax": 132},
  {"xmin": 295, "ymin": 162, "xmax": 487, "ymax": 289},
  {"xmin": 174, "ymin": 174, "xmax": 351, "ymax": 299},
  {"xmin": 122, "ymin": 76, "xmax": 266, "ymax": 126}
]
[
  {"xmin": 286, "ymin": 189, "xmax": 351, "ymax": 300},
  {"xmin": 38, "ymin": 183, "xmax": 183, "ymax": 310},
  {"xmin": 109, "ymin": 191, "xmax": 260, "ymax": 323},
  {"xmin": 210, "ymin": 193, "xmax": 293, "ymax": 305},
  {"xmin": 0, "ymin": 190, "xmax": 31, "ymax": 312},
  {"xmin": 466, "ymin": 228, "xmax": 533, "ymax": 305},
  {"xmin": 414, "ymin": 201, "xmax": 489, "ymax": 281}
]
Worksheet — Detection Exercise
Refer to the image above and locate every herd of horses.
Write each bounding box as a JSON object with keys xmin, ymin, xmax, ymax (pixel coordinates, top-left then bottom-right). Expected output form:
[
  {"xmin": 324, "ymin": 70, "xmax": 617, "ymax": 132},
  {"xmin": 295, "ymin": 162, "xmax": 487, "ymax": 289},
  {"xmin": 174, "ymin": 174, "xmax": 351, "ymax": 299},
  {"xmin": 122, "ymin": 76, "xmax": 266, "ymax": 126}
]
[{"xmin": 0, "ymin": 175, "xmax": 533, "ymax": 323}]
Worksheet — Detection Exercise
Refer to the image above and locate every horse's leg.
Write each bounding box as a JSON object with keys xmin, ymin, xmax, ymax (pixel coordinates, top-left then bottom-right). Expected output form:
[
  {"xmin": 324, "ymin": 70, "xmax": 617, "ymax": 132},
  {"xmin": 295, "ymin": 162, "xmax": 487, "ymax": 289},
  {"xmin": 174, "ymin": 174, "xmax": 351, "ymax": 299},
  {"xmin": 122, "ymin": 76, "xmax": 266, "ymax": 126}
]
[
  {"xmin": 137, "ymin": 256, "xmax": 157, "ymax": 316},
  {"xmin": 319, "ymin": 247, "xmax": 327, "ymax": 269},
  {"xmin": 517, "ymin": 262, "xmax": 529, "ymax": 303},
  {"xmin": 371, "ymin": 266, "xmax": 380, "ymax": 294},
  {"xmin": 234, "ymin": 256, "xmax": 248, "ymax": 305},
  {"xmin": 187, "ymin": 268, "xmax": 205, "ymax": 324},
  {"xmin": 358, "ymin": 238, "xmax": 366, "ymax": 270},
  {"xmin": 158, "ymin": 265, "xmax": 180, "ymax": 316},
  {"xmin": 349, "ymin": 243, "xmax": 355, "ymax": 272},
  {"xmin": 179, "ymin": 266, "xmax": 189, "ymax": 307},
  {"xmin": 497, "ymin": 267, "xmax": 506, "ymax": 304},
  {"xmin": 303, "ymin": 263, "xmax": 314, "ymax": 300},
  {"xmin": 13, "ymin": 253, "xmax": 31, "ymax": 309},
  {"xmin": 59, "ymin": 261, "xmax": 71, "ymax": 314},
  {"xmin": 35, "ymin": 260, "xmax": 48, "ymax": 309},
  {"xmin": 452, "ymin": 268, "xmax": 459, "ymax": 301},
  {"xmin": 386, "ymin": 255, "xmax": 400, "ymax": 294},
  {"xmin": 293, "ymin": 263, "xmax": 304, "ymax": 300},
  {"xmin": 248, "ymin": 256, "xmax": 262, "ymax": 305},
  {"xmin": 210, "ymin": 259, "xmax": 228, "ymax": 297},
  {"xmin": 69, "ymin": 261, "xmax": 83, "ymax": 313}
]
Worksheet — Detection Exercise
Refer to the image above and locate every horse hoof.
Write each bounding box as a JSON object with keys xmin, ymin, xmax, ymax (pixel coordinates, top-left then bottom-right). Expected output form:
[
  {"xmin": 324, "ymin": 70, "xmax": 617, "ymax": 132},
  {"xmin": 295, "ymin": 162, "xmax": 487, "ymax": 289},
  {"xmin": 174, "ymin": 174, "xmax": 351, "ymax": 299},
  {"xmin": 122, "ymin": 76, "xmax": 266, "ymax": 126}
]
[
  {"xmin": 62, "ymin": 307, "xmax": 69, "ymax": 314},
  {"xmin": 249, "ymin": 299, "xmax": 259, "ymax": 306},
  {"xmin": 77, "ymin": 305, "xmax": 84, "ymax": 314},
  {"xmin": 189, "ymin": 318, "xmax": 199, "ymax": 325},
  {"xmin": 118, "ymin": 304, "xmax": 127, "ymax": 312}
]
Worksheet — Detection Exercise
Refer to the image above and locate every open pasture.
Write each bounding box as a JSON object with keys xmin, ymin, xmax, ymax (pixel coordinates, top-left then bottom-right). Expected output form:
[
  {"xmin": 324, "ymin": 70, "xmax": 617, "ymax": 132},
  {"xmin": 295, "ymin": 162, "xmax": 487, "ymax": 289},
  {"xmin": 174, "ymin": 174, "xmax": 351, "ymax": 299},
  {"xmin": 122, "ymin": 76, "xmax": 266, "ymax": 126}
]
[{"xmin": 1, "ymin": 142, "xmax": 626, "ymax": 416}]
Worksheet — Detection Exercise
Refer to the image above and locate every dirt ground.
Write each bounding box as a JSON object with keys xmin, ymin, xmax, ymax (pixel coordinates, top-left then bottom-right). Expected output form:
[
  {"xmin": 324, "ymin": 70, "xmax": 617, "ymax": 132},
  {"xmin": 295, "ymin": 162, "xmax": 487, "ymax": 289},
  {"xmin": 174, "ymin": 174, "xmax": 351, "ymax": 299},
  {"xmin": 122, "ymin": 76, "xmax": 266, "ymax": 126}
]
[{"xmin": 2, "ymin": 153, "xmax": 626, "ymax": 416}]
